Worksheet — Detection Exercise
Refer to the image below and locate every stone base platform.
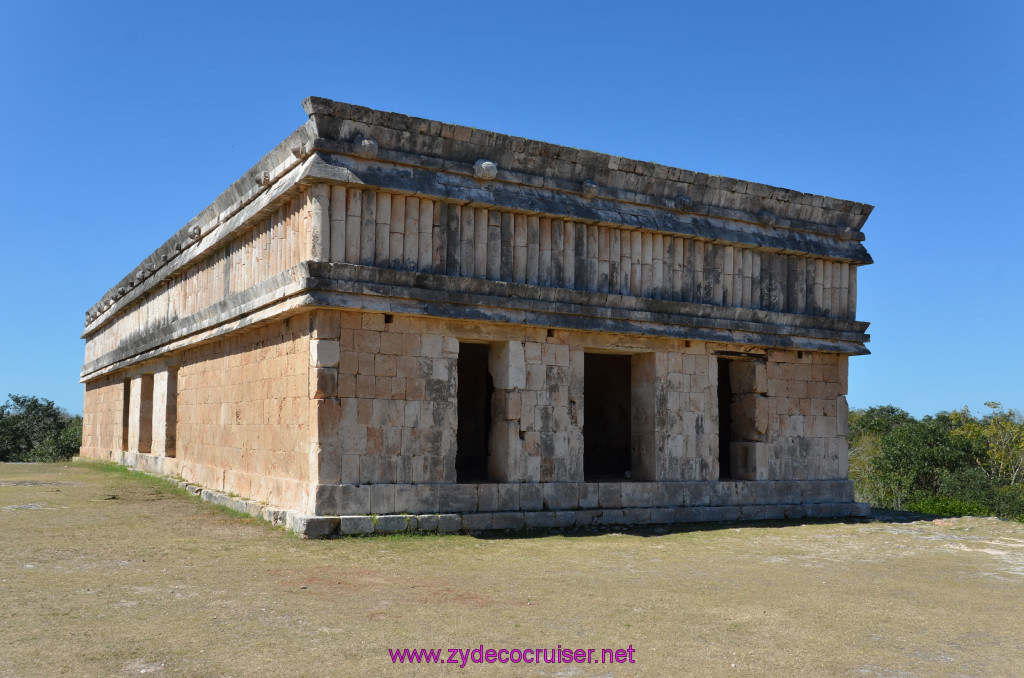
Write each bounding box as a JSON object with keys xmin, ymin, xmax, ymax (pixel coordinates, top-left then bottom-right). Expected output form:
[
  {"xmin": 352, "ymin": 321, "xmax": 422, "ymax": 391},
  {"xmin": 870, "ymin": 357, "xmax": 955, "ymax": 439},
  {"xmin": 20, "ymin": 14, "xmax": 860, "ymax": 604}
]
[
  {"xmin": 283, "ymin": 501, "xmax": 872, "ymax": 538},
  {"xmin": 75, "ymin": 454, "xmax": 870, "ymax": 538}
]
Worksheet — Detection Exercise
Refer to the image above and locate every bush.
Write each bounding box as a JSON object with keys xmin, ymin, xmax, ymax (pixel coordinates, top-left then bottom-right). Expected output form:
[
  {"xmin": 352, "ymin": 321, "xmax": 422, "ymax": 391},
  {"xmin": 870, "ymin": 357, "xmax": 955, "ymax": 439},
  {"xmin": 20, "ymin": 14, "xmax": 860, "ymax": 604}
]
[
  {"xmin": 850, "ymin": 403, "xmax": 1024, "ymax": 522},
  {"xmin": 0, "ymin": 394, "xmax": 82, "ymax": 462}
]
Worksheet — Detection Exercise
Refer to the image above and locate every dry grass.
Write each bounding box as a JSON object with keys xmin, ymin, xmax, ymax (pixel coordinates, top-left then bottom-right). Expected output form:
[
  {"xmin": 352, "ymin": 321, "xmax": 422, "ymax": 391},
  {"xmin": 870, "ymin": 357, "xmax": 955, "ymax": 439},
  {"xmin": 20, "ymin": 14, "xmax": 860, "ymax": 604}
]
[{"xmin": 2, "ymin": 461, "xmax": 1023, "ymax": 677}]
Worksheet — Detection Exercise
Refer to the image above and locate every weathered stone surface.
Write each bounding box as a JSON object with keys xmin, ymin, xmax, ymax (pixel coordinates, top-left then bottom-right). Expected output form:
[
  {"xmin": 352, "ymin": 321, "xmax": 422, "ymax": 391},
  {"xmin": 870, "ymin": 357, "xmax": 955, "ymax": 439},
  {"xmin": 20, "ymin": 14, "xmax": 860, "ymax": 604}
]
[
  {"xmin": 339, "ymin": 515, "xmax": 374, "ymax": 535},
  {"xmin": 491, "ymin": 512, "xmax": 525, "ymax": 530},
  {"xmin": 437, "ymin": 514, "xmax": 462, "ymax": 533},
  {"xmin": 286, "ymin": 514, "xmax": 339, "ymax": 538},
  {"xmin": 79, "ymin": 97, "xmax": 873, "ymax": 538},
  {"xmin": 374, "ymin": 514, "xmax": 409, "ymax": 533}
]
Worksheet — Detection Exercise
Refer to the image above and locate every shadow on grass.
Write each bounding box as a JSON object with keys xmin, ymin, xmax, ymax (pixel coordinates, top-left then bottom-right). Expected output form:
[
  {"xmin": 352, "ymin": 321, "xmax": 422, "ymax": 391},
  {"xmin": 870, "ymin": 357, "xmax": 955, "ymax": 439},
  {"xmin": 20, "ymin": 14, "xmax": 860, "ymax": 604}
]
[{"xmin": 473, "ymin": 516, "xmax": 878, "ymax": 541}]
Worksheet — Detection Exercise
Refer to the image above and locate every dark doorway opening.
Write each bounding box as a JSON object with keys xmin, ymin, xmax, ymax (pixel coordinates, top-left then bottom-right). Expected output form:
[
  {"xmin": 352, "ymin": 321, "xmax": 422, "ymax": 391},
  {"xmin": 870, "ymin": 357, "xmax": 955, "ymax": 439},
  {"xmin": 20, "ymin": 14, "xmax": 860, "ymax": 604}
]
[
  {"xmin": 456, "ymin": 343, "xmax": 493, "ymax": 482},
  {"xmin": 121, "ymin": 379, "xmax": 131, "ymax": 452},
  {"xmin": 717, "ymin": 358, "xmax": 733, "ymax": 479},
  {"xmin": 138, "ymin": 374, "xmax": 154, "ymax": 454},
  {"xmin": 584, "ymin": 353, "xmax": 632, "ymax": 481}
]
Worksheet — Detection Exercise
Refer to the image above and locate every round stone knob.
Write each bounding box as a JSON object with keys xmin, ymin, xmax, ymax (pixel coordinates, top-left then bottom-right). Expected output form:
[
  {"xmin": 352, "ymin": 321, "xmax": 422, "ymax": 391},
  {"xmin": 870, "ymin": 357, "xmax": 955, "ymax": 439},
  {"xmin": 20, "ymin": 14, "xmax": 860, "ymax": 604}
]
[
  {"xmin": 355, "ymin": 137, "xmax": 378, "ymax": 159},
  {"xmin": 474, "ymin": 159, "xmax": 498, "ymax": 180},
  {"xmin": 582, "ymin": 180, "xmax": 599, "ymax": 198}
]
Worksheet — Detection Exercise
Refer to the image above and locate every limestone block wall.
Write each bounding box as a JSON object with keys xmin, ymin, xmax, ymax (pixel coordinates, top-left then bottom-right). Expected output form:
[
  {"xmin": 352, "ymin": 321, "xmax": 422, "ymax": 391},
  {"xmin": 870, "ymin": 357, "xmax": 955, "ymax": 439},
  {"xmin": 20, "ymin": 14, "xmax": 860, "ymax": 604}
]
[
  {"xmin": 310, "ymin": 309, "xmax": 459, "ymax": 486},
  {"xmin": 173, "ymin": 316, "xmax": 314, "ymax": 511},
  {"xmin": 631, "ymin": 351, "xmax": 718, "ymax": 482},
  {"xmin": 307, "ymin": 310, "xmax": 814, "ymax": 490},
  {"xmin": 764, "ymin": 350, "xmax": 849, "ymax": 481},
  {"xmin": 82, "ymin": 374, "xmax": 128, "ymax": 455}
]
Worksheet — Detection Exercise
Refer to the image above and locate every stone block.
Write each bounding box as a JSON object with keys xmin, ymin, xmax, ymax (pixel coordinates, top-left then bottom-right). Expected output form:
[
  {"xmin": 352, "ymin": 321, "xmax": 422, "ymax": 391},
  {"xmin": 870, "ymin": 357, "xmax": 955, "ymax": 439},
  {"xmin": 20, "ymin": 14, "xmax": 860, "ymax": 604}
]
[
  {"xmin": 496, "ymin": 484, "xmax": 520, "ymax": 511},
  {"xmin": 773, "ymin": 481, "xmax": 801, "ymax": 505},
  {"xmin": 334, "ymin": 484, "xmax": 370, "ymax": 514},
  {"xmin": 310, "ymin": 340, "xmax": 340, "ymax": 367},
  {"xmin": 339, "ymin": 515, "xmax": 375, "ymax": 535},
  {"xmin": 370, "ymin": 484, "xmax": 396, "ymax": 514},
  {"xmin": 438, "ymin": 484, "xmax": 477, "ymax": 512},
  {"xmin": 394, "ymin": 484, "xmax": 422, "ymax": 513},
  {"xmin": 519, "ymin": 484, "xmax": 543, "ymax": 511},
  {"xmin": 830, "ymin": 480, "xmax": 855, "ymax": 503},
  {"xmin": 490, "ymin": 340, "xmax": 526, "ymax": 390},
  {"xmin": 707, "ymin": 482, "xmax": 738, "ymax": 506},
  {"xmin": 650, "ymin": 507, "xmax": 675, "ymax": 524},
  {"xmin": 596, "ymin": 509, "xmax": 625, "ymax": 525},
  {"xmin": 524, "ymin": 511, "xmax": 556, "ymax": 529},
  {"xmin": 461, "ymin": 512, "xmax": 493, "ymax": 532},
  {"xmin": 477, "ymin": 484, "xmax": 502, "ymax": 512},
  {"xmin": 621, "ymin": 483, "xmax": 656, "ymax": 508},
  {"xmin": 492, "ymin": 512, "xmax": 525, "ymax": 530},
  {"xmin": 621, "ymin": 508, "xmax": 652, "ymax": 524},
  {"xmin": 738, "ymin": 505, "xmax": 767, "ymax": 521},
  {"xmin": 437, "ymin": 514, "xmax": 462, "ymax": 533},
  {"xmin": 784, "ymin": 505, "xmax": 807, "ymax": 520},
  {"xmin": 674, "ymin": 507, "xmax": 706, "ymax": 523},
  {"xmin": 579, "ymin": 483, "xmax": 599, "ymax": 509},
  {"xmin": 705, "ymin": 506, "xmax": 740, "ymax": 523},
  {"xmin": 287, "ymin": 514, "xmax": 339, "ymax": 538},
  {"xmin": 413, "ymin": 484, "xmax": 439, "ymax": 513},
  {"xmin": 573, "ymin": 510, "xmax": 598, "ymax": 527},
  {"xmin": 374, "ymin": 514, "xmax": 410, "ymax": 533},
  {"xmin": 416, "ymin": 514, "xmax": 439, "ymax": 532},
  {"xmin": 542, "ymin": 483, "xmax": 579, "ymax": 510},
  {"xmin": 799, "ymin": 481, "xmax": 829, "ymax": 504},
  {"xmin": 598, "ymin": 483, "xmax": 622, "ymax": 508},
  {"xmin": 554, "ymin": 511, "xmax": 576, "ymax": 527}
]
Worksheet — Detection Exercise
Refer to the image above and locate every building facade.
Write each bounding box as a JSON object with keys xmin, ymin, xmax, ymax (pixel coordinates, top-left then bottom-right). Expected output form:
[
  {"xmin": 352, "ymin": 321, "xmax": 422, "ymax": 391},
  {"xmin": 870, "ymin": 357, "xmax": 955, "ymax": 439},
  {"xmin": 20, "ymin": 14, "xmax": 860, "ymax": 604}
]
[{"xmin": 79, "ymin": 97, "xmax": 873, "ymax": 536}]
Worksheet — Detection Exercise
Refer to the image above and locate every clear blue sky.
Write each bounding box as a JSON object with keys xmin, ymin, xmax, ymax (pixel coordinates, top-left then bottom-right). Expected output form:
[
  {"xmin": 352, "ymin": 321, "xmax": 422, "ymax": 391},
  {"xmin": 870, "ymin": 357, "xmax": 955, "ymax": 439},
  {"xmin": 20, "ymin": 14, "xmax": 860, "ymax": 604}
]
[{"xmin": 1, "ymin": 1, "xmax": 1020, "ymax": 418}]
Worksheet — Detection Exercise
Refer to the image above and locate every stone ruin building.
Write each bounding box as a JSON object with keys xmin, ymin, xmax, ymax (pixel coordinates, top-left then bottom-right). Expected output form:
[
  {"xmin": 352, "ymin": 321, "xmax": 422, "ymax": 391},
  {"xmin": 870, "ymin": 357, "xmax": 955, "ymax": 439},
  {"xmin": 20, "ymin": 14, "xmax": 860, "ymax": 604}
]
[{"xmin": 79, "ymin": 97, "xmax": 873, "ymax": 536}]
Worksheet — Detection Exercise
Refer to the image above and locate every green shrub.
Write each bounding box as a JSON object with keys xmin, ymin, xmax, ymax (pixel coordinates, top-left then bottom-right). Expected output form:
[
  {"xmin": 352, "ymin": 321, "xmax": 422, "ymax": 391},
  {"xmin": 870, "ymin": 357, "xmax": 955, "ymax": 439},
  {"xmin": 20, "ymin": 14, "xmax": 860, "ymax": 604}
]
[
  {"xmin": 0, "ymin": 394, "xmax": 82, "ymax": 462},
  {"xmin": 906, "ymin": 495, "xmax": 992, "ymax": 517}
]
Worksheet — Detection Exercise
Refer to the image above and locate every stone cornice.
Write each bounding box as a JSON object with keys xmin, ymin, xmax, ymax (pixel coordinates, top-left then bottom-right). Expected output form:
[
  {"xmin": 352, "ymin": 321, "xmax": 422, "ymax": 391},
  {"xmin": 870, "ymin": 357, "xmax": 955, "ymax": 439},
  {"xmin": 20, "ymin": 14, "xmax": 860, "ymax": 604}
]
[
  {"xmin": 303, "ymin": 97, "xmax": 873, "ymax": 233},
  {"xmin": 84, "ymin": 96, "xmax": 874, "ymax": 336}
]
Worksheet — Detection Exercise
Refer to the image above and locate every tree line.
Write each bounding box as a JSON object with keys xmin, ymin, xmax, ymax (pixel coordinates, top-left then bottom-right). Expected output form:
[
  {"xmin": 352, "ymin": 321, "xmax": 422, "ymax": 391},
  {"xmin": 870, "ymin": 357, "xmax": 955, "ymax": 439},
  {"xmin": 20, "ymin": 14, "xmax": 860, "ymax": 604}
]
[
  {"xmin": 0, "ymin": 394, "xmax": 83, "ymax": 462},
  {"xmin": 849, "ymin": 403, "xmax": 1024, "ymax": 520}
]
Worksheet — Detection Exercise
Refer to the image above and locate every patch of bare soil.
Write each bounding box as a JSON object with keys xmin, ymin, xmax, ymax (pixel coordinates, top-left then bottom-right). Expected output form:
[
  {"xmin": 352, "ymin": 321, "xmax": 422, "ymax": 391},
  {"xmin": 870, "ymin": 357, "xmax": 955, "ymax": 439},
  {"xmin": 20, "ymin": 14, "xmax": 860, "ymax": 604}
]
[{"xmin": 1, "ymin": 461, "xmax": 1022, "ymax": 677}]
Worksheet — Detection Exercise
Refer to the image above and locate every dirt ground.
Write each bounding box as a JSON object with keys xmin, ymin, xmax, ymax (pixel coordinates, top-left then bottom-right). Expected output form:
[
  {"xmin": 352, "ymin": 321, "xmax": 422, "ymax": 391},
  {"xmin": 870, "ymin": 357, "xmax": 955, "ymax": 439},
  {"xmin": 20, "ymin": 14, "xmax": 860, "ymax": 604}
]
[{"xmin": 1, "ymin": 461, "xmax": 1023, "ymax": 677}]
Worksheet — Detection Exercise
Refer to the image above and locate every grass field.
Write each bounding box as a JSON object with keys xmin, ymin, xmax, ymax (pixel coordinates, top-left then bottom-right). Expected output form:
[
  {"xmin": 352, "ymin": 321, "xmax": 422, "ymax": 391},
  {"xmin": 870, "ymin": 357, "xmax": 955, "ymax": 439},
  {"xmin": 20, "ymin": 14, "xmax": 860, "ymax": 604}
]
[{"xmin": 2, "ymin": 461, "xmax": 1023, "ymax": 677}]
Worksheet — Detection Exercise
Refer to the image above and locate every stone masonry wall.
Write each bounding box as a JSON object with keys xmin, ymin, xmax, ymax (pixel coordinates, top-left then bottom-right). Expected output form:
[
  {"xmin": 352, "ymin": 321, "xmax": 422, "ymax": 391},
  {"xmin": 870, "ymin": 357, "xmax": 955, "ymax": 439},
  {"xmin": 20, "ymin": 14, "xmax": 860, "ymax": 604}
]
[
  {"xmin": 174, "ymin": 315, "xmax": 315, "ymax": 511},
  {"xmin": 310, "ymin": 309, "xmax": 459, "ymax": 487},
  {"xmin": 765, "ymin": 349, "xmax": 849, "ymax": 481},
  {"xmin": 82, "ymin": 374, "xmax": 126, "ymax": 455},
  {"xmin": 307, "ymin": 309, "xmax": 721, "ymax": 490}
]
